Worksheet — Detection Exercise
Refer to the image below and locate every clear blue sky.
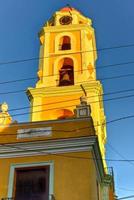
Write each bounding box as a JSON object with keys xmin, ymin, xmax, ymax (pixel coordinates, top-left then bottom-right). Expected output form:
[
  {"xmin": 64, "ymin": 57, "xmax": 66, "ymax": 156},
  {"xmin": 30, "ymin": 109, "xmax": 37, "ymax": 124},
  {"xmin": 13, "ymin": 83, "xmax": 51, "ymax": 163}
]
[{"xmin": 0, "ymin": 0, "xmax": 134, "ymax": 198}]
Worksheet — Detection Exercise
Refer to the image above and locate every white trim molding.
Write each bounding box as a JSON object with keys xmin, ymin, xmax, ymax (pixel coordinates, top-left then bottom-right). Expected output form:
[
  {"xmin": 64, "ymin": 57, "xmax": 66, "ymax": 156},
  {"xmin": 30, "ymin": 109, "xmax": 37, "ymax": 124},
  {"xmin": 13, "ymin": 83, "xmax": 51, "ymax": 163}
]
[
  {"xmin": 8, "ymin": 161, "xmax": 54, "ymax": 200},
  {"xmin": 0, "ymin": 136, "xmax": 95, "ymax": 158},
  {"xmin": 1, "ymin": 135, "xmax": 105, "ymax": 182}
]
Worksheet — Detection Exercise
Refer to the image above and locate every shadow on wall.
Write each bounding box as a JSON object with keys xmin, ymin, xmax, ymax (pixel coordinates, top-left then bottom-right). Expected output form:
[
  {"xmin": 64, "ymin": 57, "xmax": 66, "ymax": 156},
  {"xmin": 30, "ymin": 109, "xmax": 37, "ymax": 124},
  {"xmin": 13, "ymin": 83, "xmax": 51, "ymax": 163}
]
[{"xmin": 51, "ymin": 109, "xmax": 74, "ymax": 119}]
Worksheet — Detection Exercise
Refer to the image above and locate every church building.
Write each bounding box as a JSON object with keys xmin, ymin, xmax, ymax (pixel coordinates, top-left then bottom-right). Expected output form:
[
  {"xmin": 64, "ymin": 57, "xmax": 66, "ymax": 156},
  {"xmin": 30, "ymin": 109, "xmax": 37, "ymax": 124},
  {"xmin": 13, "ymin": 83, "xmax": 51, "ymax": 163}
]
[{"xmin": 0, "ymin": 7, "xmax": 115, "ymax": 200}]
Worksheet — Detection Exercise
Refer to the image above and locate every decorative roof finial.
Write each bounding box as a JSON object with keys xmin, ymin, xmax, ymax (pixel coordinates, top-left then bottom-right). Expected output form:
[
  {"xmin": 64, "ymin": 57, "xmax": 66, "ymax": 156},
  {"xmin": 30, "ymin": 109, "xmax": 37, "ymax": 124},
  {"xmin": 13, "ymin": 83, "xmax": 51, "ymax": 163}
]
[
  {"xmin": 0, "ymin": 102, "xmax": 12, "ymax": 127},
  {"xmin": 74, "ymin": 96, "xmax": 91, "ymax": 118},
  {"xmin": 1, "ymin": 102, "xmax": 8, "ymax": 113}
]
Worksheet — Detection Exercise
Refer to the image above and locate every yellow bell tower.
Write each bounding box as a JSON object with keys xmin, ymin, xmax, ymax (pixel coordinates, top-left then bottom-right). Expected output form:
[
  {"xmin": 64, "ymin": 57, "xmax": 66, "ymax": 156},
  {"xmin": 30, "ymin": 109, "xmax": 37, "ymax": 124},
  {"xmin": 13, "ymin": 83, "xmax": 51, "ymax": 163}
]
[{"xmin": 27, "ymin": 7, "xmax": 106, "ymax": 159}]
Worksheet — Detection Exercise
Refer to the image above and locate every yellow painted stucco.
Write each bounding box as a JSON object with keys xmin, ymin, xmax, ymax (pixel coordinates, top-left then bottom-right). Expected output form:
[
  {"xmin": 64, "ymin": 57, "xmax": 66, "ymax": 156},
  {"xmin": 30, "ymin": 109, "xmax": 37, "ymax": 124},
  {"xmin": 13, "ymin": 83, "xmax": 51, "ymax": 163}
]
[
  {"xmin": 27, "ymin": 8, "xmax": 107, "ymax": 162},
  {"xmin": 0, "ymin": 151, "xmax": 99, "ymax": 200},
  {"xmin": 0, "ymin": 118, "xmax": 95, "ymax": 143},
  {"xmin": 0, "ymin": 7, "xmax": 116, "ymax": 200},
  {"xmin": 0, "ymin": 118, "xmax": 101, "ymax": 200}
]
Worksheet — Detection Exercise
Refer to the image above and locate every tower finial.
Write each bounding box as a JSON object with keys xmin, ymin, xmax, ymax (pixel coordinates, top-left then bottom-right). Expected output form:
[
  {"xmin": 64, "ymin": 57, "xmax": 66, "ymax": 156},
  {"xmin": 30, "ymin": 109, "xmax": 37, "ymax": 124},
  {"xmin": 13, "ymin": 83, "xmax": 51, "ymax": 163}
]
[
  {"xmin": 0, "ymin": 102, "xmax": 12, "ymax": 127},
  {"xmin": 1, "ymin": 102, "xmax": 8, "ymax": 113},
  {"xmin": 66, "ymin": 4, "xmax": 72, "ymax": 15}
]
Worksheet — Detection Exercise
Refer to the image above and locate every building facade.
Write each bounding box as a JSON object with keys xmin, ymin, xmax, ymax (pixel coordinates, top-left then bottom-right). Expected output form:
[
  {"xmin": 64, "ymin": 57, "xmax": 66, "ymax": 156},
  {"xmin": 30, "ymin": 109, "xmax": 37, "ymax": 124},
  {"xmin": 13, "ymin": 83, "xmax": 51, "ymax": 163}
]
[{"xmin": 0, "ymin": 7, "xmax": 115, "ymax": 200}]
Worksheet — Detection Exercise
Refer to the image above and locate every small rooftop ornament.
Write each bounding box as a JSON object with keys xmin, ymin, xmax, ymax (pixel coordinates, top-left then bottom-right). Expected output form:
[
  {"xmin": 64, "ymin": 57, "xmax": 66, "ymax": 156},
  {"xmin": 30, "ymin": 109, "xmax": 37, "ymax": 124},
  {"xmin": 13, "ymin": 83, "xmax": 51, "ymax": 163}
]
[
  {"xmin": 0, "ymin": 102, "xmax": 12, "ymax": 126},
  {"xmin": 1, "ymin": 102, "xmax": 8, "ymax": 113},
  {"xmin": 74, "ymin": 96, "xmax": 91, "ymax": 118}
]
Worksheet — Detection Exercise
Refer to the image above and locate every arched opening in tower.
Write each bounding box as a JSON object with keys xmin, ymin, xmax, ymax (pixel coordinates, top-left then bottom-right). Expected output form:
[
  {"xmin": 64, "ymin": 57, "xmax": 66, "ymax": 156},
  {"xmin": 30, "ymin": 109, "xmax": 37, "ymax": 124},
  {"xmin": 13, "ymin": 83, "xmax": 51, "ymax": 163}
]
[
  {"xmin": 53, "ymin": 109, "xmax": 74, "ymax": 119},
  {"xmin": 59, "ymin": 57, "xmax": 74, "ymax": 86},
  {"xmin": 59, "ymin": 36, "xmax": 71, "ymax": 50}
]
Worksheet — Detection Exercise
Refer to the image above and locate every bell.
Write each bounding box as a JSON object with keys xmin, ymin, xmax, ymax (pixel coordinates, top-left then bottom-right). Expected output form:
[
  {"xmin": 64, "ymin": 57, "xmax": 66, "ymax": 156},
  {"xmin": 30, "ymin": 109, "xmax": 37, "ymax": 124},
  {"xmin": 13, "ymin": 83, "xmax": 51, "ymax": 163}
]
[
  {"xmin": 62, "ymin": 73, "xmax": 70, "ymax": 81},
  {"xmin": 60, "ymin": 72, "xmax": 71, "ymax": 86}
]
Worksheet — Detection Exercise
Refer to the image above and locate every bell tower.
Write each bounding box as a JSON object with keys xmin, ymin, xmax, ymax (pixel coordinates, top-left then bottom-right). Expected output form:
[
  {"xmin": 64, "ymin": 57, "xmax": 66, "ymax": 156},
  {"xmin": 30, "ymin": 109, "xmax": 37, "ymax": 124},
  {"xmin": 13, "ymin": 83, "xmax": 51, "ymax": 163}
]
[{"xmin": 27, "ymin": 7, "xmax": 106, "ymax": 159}]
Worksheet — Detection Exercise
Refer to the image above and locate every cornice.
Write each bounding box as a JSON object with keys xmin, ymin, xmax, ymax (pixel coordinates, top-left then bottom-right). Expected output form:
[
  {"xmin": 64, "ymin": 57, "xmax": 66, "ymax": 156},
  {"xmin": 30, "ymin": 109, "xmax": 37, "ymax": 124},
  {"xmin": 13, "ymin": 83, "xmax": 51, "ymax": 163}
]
[
  {"xmin": 43, "ymin": 24, "xmax": 94, "ymax": 34},
  {"xmin": 0, "ymin": 135, "xmax": 105, "ymax": 181},
  {"xmin": 9, "ymin": 116, "xmax": 92, "ymax": 127},
  {"xmin": 92, "ymin": 138, "xmax": 105, "ymax": 182},
  {"xmin": 27, "ymin": 81, "xmax": 102, "ymax": 98},
  {"xmin": 0, "ymin": 136, "xmax": 95, "ymax": 158}
]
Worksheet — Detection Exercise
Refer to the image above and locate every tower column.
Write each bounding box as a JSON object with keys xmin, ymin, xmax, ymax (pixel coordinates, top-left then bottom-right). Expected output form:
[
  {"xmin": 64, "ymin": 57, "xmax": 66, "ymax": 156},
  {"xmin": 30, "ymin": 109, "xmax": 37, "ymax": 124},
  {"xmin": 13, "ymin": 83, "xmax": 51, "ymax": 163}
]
[{"xmin": 30, "ymin": 96, "xmax": 42, "ymax": 121}]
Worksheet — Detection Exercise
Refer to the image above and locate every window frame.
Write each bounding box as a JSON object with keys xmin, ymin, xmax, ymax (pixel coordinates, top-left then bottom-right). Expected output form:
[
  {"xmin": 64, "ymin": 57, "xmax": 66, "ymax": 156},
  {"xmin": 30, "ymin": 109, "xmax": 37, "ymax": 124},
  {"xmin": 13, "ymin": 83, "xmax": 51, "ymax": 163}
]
[
  {"xmin": 54, "ymin": 32, "xmax": 76, "ymax": 53},
  {"xmin": 8, "ymin": 161, "xmax": 54, "ymax": 200},
  {"xmin": 59, "ymin": 36, "xmax": 71, "ymax": 51}
]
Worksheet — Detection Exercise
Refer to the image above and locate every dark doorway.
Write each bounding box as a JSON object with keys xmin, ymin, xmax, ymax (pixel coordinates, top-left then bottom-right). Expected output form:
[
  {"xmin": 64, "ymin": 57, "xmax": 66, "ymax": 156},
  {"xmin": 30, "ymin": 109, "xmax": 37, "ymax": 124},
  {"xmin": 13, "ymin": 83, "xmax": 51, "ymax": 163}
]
[{"xmin": 14, "ymin": 166, "xmax": 49, "ymax": 200}]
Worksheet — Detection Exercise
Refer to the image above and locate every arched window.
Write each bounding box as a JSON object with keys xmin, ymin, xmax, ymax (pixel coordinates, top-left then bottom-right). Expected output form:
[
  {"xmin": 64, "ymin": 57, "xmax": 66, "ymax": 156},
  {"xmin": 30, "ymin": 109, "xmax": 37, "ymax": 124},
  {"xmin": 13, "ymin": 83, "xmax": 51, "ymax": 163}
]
[
  {"xmin": 59, "ymin": 36, "xmax": 71, "ymax": 50},
  {"xmin": 59, "ymin": 58, "xmax": 74, "ymax": 86},
  {"xmin": 55, "ymin": 109, "xmax": 74, "ymax": 119}
]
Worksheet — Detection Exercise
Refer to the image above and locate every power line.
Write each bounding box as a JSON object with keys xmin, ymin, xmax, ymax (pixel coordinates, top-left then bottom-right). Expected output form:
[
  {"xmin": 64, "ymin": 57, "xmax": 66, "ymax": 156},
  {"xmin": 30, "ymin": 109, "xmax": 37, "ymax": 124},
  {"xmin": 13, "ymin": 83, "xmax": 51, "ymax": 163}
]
[
  {"xmin": 6, "ymin": 93, "xmax": 134, "ymax": 116},
  {"xmin": 3, "ymin": 86, "xmax": 134, "ymax": 111},
  {"xmin": 106, "ymin": 114, "xmax": 134, "ymax": 125},
  {"xmin": 0, "ymin": 86, "xmax": 133, "ymax": 113},
  {"xmin": 107, "ymin": 143, "xmax": 134, "ymax": 167},
  {"xmin": 0, "ymin": 92, "xmax": 132, "ymax": 124},
  {"xmin": 117, "ymin": 195, "xmax": 134, "ymax": 200},
  {"xmin": 1, "ymin": 72, "xmax": 134, "ymax": 96},
  {"xmin": 1, "ymin": 112, "xmax": 134, "ymax": 134},
  {"xmin": 0, "ymin": 137, "xmax": 133, "ymax": 197},
  {"xmin": 0, "ymin": 128, "xmax": 95, "ymax": 136},
  {"xmin": 1, "ymin": 59, "xmax": 134, "ymax": 86},
  {"xmin": 1, "ymin": 139, "xmax": 134, "ymax": 163},
  {"xmin": 100, "ymin": 73, "xmax": 134, "ymax": 81},
  {"xmin": 117, "ymin": 187, "xmax": 134, "ymax": 192},
  {"xmin": 97, "ymin": 43, "xmax": 134, "ymax": 52},
  {"xmin": 97, "ymin": 60, "xmax": 134, "ymax": 70},
  {"xmin": 0, "ymin": 42, "xmax": 134, "ymax": 67}
]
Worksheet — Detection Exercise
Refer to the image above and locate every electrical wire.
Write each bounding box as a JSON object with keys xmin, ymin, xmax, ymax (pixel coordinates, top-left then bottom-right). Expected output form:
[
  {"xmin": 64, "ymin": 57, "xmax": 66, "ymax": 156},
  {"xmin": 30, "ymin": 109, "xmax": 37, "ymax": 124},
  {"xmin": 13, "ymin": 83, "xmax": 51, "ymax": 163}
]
[
  {"xmin": 1, "ymin": 15, "xmax": 134, "ymax": 197},
  {"xmin": 5, "ymin": 93, "xmax": 134, "ymax": 117},
  {"xmin": 1, "ymin": 111, "xmax": 134, "ymax": 134},
  {"xmin": 117, "ymin": 195, "xmax": 134, "ymax": 200},
  {"xmin": 97, "ymin": 60, "xmax": 134, "ymax": 70},
  {"xmin": 0, "ymin": 86, "xmax": 133, "ymax": 113},
  {"xmin": 0, "ymin": 60, "xmax": 134, "ymax": 86},
  {"xmin": 0, "ymin": 114, "xmax": 133, "ymax": 163},
  {"xmin": 0, "ymin": 127, "xmax": 95, "ymax": 135},
  {"xmin": 0, "ymin": 133, "xmax": 134, "ymax": 198},
  {"xmin": 107, "ymin": 143, "xmax": 134, "ymax": 167},
  {"xmin": 1, "ymin": 139, "xmax": 134, "ymax": 163},
  {"xmin": 0, "ymin": 42, "xmax": 134, "ymax": 67},
  {"xmin": 0, "ymin": 43, "xmax": 134, "ymax": 159},
  {"xmin": 12, "ymin": 88, "xmax": 134, "ymax": 111},
  {"xmin": 117, "ymin": 187, "xmax": 134, "ymax": 192},
  {"xmin": 1, "ymin": 72, "xmax": 134, "ymax": 96}
]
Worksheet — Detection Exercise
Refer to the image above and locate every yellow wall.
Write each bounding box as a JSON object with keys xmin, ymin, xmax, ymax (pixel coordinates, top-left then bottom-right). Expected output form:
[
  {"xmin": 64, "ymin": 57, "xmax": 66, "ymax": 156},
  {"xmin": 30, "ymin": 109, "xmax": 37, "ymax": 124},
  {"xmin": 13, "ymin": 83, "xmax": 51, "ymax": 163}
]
[
  {"xmin": 27, "ymin": 8, "xmax": 107, "ymax": 163},
  {"xmin": 0, "ymin": 152, "xmax": 99, "ymax": 200},
  {"xmin": 0, "ymin": 7, "xmax": 115, "ymax": 200},
  {"xmin": 0, "ymin": 118, "xmax": 95, "ymax": 143}
]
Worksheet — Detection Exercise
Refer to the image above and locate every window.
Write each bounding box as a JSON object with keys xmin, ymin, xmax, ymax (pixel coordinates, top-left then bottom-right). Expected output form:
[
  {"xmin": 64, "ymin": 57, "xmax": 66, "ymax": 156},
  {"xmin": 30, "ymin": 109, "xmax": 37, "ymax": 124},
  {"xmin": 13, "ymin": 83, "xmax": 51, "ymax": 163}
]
[
  {"xmin": 57, "ymin": 109, "xmax": 74, "ymax": 119},
  {"xmin": 14, "ymin": 166, "xmax": 49, "ymax": 200},
  {"xmin": 59, "ymin": 36, "xmax": 71, "ymax": 50}
]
